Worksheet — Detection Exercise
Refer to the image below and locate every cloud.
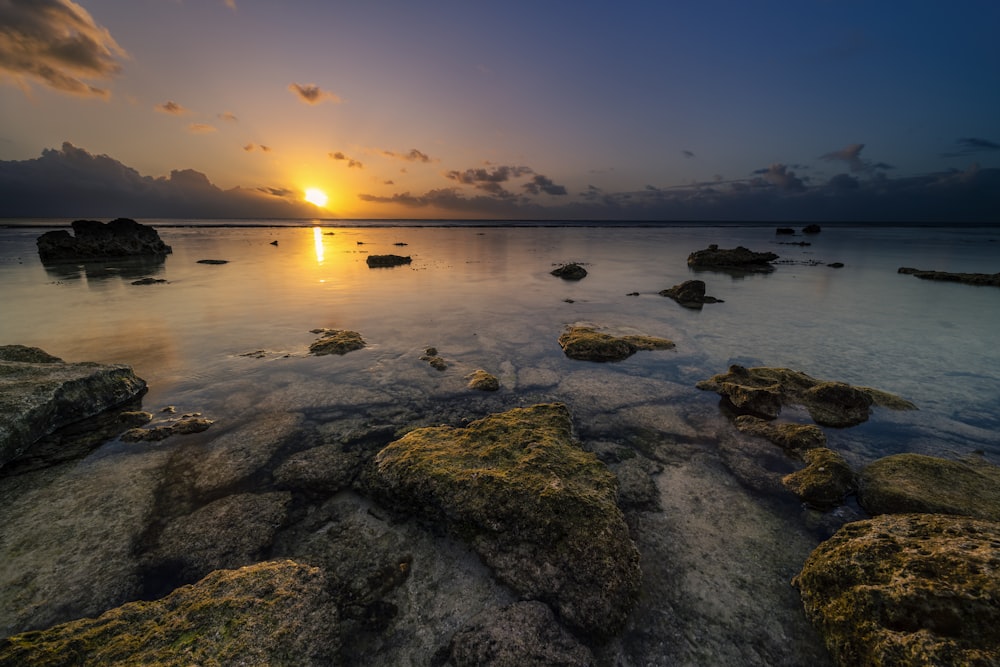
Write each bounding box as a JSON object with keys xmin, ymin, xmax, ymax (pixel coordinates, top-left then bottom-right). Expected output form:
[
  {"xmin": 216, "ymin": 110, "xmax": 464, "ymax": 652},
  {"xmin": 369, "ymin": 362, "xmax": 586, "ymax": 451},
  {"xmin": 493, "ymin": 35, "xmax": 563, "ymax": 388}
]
[
  {"xmin": 382, "ymin": 148, "xmax": 432, "ymax": 163},
  {"xmin": 187, "ymin": 123, "xmax": 217, "ymax": 134},
  {"xmin": 287, "ymin": 82, "xmax": 341, "ymax": 105},
  {"xmin": 218, "ymin": 111, "xmax": 238, "ymax": 122},
  {"xmin": 523, "ymin": 174, "xmax": 567, "ymax": 196},
  {"xmin": 682, "ymin": 150, "xmax": 695, "ymax": 158},
  {"xmin": 759, "ymin": 163, "xmax": 806, "ymax": 192},
  {"xmin": 942, "ymin": 137, "xmax": 1000, "ymax": 158},
  {"xmin": 820, "ymin": 143, "xmax": 868, "ymax": 172},
  {"xmin": 329, "ymin": 151, "xmax": 363, "ymax": 168},
  {"xmin": 156, "ymin": 100, "xmax": 188, "ymax": 115},
  {"xmin": 0, "ymin": 142, "xmax": 321, "ymax": 218},
  {"xmin": 0, "ymin": 0, "xmax": 128, "ymax": 97},
  {"xmin": 244, "ymin": 143, "xmax": 271, "ymax": 152}
]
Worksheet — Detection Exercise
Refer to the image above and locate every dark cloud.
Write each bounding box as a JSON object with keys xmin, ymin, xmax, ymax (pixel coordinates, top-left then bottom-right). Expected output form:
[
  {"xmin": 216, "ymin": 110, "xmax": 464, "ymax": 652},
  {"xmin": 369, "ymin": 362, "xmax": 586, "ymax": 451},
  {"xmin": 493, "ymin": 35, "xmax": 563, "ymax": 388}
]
[
  {"xmin": 759, "ymin": 163, "xmax": 806, "ymax": 192},
  {"xmin": 523, "ymin": 174, "xmax": 567, "ymax": 196},
  {"xmin": 0, "ymin": 142, "xmax": 321, "ymax": 218},
  {"xmin": 156, "ymin": 101, "xmax": 187, "ymax": 115},
  {"xmin": 444, "ymin": 165, "xmax": 565, "ymax": 197},
  {"xmin": 383, "ymin": 148, "xmax": 432, "ymax": 163},
  {"xmin": 329, "ymin": 151, "xmax": 363, "ymax": 168},
  {"xmin": 942, "ymin": 137, "xmax": 1000, "ymax": 158},
  {"xmin": 820, "ymin": 143, "xmax": 867, "ymax": 172},
  {"xmin": 244, "ymin": 143, "xmax": 271, "ymax": 153},
  {"xmin": 682, "ymin": 150, "xmax": 695, "ymax": 158},
  {"xmin": 287, "ymin": 82, "xmax": 341, "ymax": 105},
  {"xmin": 828, "ymin": 173, "xmax": 860, "ymax": 190},
  {"xmin": 0, "ymin": 0, "xmax": 127, "ymax": 97}
]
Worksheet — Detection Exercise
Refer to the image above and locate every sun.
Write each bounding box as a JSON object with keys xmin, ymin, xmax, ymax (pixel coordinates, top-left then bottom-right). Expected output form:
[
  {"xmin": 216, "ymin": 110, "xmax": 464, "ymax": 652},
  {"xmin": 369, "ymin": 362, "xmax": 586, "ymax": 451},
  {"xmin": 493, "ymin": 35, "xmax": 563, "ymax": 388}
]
[{"xmin": 304, "ymin": 188, "xmax": 329, "ymax": 207}]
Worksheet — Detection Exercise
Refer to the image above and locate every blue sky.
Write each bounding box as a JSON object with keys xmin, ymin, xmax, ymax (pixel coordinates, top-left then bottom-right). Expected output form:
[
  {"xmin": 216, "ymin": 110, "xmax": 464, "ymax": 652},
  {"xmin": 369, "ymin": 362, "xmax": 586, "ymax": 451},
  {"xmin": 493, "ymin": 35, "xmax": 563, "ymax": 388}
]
[{"xmin": 1, "ymin": 0, "xmax": 998, "ymax": 220}]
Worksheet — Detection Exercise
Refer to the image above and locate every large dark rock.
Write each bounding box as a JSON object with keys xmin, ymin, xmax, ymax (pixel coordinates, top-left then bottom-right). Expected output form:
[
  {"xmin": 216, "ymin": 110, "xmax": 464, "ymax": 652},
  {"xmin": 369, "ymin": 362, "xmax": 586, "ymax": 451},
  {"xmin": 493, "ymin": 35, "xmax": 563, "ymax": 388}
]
[
  {"xmin": 734, "ymin": 415, "xmax": 827, "ymax": 453},
  {"xmin": 793, "ymin": 513, "xmax": 1000, "ymax": 666},
  {"xmin": 551, "ymin": 263, "xmax": 588, "ymax": 280},
  {"xmin": 0, "ymin": 560, "xmax": 340, "ymax": 667},
  {"xmin": 367, "ymin": 403, "xmax": 641, "ymax": 636},
  {"xmin": 309, "ymin": 329, "xmax": 366, "ymax": 356},
  {"xmin": 687, "ymin": 245, "xmax": 778, "ymax": 271},
  {"xmin": 366, "ymin": 254, "xmax": 411, "ymax": 268},
  {"xmin": 858, "ymin": 453, "xmax": 1000, "ymax": 521},
  {"xmin": 0, "ymin": 346, "xmax": 147, "ymax": 468},
  {"xmin": 557, "ymin": 326, "xmax": 674, "ymax": 362},
  {"xmin": 36, "ymin": 218, "xmax": 172, "ymax": 262},
  {"xmin": 658, "ymin": 279, "xmax": 723, "ymax": 308},
  {"xmin": 898, "ymin": 267, "xmax": 1000, "ymax": 287},
  {"xmin": 781, "ymin": 447, "xmax": 855, "ymax": 508}
]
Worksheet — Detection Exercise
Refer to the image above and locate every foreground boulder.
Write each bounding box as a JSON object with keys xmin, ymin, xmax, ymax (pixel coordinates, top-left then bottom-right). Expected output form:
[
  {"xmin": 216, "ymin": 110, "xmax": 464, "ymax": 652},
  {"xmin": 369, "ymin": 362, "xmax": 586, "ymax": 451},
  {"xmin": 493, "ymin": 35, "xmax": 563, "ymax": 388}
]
[
  {"xmin": 36, "ymin": 218, "xmax": 172, "ymax": 262},
  {"xmin": 368, "ymin": 403, "xmax": 640, "ymax": 636},
  {"xmin": 557, "ymin": 326, "xmax": 674, "ymax": 362},
  {"xmin": 0, "ymin": 560, "xmax": 340, "ymax": 667},
  {"xmin": 793, "ymin": 513, "xmax": 1000, "ymax": 666},
  {"xmin": 781, "ymin": 447, "xmax": 855, "ymax": 508},
  {"xmin": 858, "ymin": 453, "xmax": 1000, "ymax": 521},
  {"xmin": 687, "ymin": 245, "xmax": 778, "ymax": 272},
  {"xmin": 697, "ymin": 365, "xmax": 915, "ymax": 427},
  {"xmin": 658, "ymin": 279, "xmax": 722, "ymax": 308},
  {"xmin": 897, "ymin": 267, "xmax": 1000, "ymax": 287},
  {"xmin": 0, "ymin": 345, "xmax": 147, "ymax": 468}
]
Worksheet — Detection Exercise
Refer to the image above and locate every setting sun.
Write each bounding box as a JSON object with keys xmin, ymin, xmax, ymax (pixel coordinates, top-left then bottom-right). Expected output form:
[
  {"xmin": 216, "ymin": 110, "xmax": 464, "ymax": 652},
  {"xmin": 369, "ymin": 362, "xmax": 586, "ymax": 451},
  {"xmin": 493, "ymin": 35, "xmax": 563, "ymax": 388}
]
[{"xmin": 304, "ymin": 188, "xmax": 328, "ymax": 207}]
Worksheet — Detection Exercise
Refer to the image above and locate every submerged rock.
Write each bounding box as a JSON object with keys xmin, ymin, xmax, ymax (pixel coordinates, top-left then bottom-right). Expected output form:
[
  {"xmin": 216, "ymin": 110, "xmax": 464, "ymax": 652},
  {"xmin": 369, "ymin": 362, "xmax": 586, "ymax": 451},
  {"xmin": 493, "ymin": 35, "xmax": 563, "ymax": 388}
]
[
  {"xmin": 898, "ymin": 267, "xmax": 1000, "ymax": 287},
  {"xmin": 36, "ymin": 218, "xmax": 172, "ymax": 263},
  {"xmin": 857, "ymin": 453, "xmax": 1000, "ymax": 521},
  {"xmin": 120, "ymin": 415, "xmax": 213, "ymax": 442},
  {"xmin": 368, "ymin": 403, "xmax": 641, "ymax": 636},
  {"xmin": 309, "ymin": 329, "xmax": 366, "ymax": 355},
  {"xmin": 466, "ymin": 369, "xmax": 499, "ymax": 391},
  {"xmin": 557, "ymin": 326, "xmax": 675, "ymax": 362},
  {"xmin": 687, "ymin": 245, "xmax": 778, "ymax": 271},
  {"xmin": 0, "ymin": 560, "xmax": 340, "ymax": 666},
  {"xmin": 803, "ymin": 224, "xmax": 822, "ymax": 234},
  {"xmin": 658, "ymin": 279, "xmax": 723, "ymax": 308},
  {"xmin": 0, "ymin": 345, "xmax": 147, "ymax": 468},
  {"xmin": 781, "ymin": 447, "xmax": 855, "ymax": 508},
  {"xmin": 551, "ymin": 263, "xmax": 588, "ymax": 280},
  {"xmin": 366, "ymin": 254, "xmax": 412, "ymax": 268},
  {"xmin": 793, "ymin": 513, "xmax": 1000, "ymax": 666},
  {"xmin": 733, "ymin": 415, "xmax": 827, "ymax": 453},
  {"xmin": 697, "ymin": 365, "xmax": 915, "ymax": 427}
]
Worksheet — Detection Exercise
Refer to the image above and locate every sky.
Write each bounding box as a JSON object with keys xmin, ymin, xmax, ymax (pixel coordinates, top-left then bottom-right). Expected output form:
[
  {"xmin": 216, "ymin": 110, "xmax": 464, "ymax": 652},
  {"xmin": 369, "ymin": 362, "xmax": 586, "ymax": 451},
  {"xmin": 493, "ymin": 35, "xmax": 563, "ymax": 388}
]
[{"xmin": 1, "ymin": 0, "xmax": 999, "ymax": 221}]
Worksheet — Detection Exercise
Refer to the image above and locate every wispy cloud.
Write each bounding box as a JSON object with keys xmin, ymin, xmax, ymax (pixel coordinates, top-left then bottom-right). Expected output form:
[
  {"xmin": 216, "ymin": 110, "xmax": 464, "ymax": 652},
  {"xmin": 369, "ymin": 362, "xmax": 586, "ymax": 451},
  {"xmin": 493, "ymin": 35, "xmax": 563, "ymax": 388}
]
[
  {"xmin": 382, "ymin": 148, "xmax": 432, "ymax": 163},
  {"xmin": 287, "ymin": 82, "xmax": 341, "ymax": 105},
  {"xmin": 942, "ymin": 137, "xmax": 1000, "ymax": 158},
  {"xmin": 243, "ymin": 143, "xmax": 271, "ymax": 152},
  {"xmin": 682, "ymin": 150, "xmax": 695, "ymax": 158},
  {"xmin": 187, "ymin": 123, "xmax": 217, "ymax": 134},
  {"xmin": 523, "ymin": 174, "xmax": 567, "ymax": 196},
  {"xmin": 329, "ymin": 151, "xmax": 363, "ymax": 168},
  {"xmin": 156, "ymin": 100, "xmax": 188, "ymax": 115},
  {"xmin": 820, "ymin": 143, "xmax": 867, "ymax": 172},
  {"xmin": 0, "ymin": 0, "xmax": 127, "ymax": 97},
  {"xmin": 218, "ymin": 111, "xmax": 238, "ymax": 122}
]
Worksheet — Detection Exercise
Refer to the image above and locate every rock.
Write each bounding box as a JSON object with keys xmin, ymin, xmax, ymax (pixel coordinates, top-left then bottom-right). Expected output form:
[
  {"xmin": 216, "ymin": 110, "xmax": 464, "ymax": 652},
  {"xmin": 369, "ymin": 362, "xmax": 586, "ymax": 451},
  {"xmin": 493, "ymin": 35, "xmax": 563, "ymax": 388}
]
[
  {"xmin": 687, "ymin": 245, "xmax": 778, "ymax": 272},
  {"xmin": 420, "ymin": 351, "xmax": 448, "ymax": 370},
  {"xmin": 857, "ymin": 453, "xmax": 1000, "ymax": 521},
  {"xmin": 781, "ymin": 447, "xmax": 855, "ymax": 508},
  {"xmin": 802, "ymin": 224, "xmax": 822, "ymax": 234},
  {"xmin": 130, "ymin": 277, "xmax": 167, "ymax": 285},
  {"xmin": 309, "ymin": 329, "xmax": 366, "ymax": 355},
  {"xmin": 776, "ymin": 227, "xmax": 795, "ymax": 235},
  {"xmin": 696, "ymin": 365, "xmax": 916, "ymax": 427},
  {"xmin": 448, "ymin": 601, "xmax": 595, "ymax": 666},
  {"xmin": 35, "ymin": 218, "xmax": 172, "ymax": 263},
  {"xmin": 658, "ymin": 279, "xmax": 723, "ymax": 308},
  {"xmin": 0, "ymin": 560, "xmax": 340, "ymax": 666},
  {"xmin": 366, "ymin": 254, "xmax": 411, "ymax": 268},
  {"xmin": 898, "ymin": 267, "xmax": 1000, "ymax": 287},
  {"xmin": 120, "ymin": 416, "xmax": 213, "ymax": 442},
  {"xmin": 0, "ymin": 346, "xmax": 147, "ymax": 468},
  {"xmin": 792, "ymin": 513, "xmax": 1000, "ymax": 666},
  {"xmin": 368, "ymin": 403, "xmax": 641, "ymax": 636},
  {"xmin": 196, "ymin": 259, "xmax": 228, "ymax": 265},
  {"xmin": 557, "ymin": 326, "xmax": 674, "ymax": 362},
  {"xmin": 733, "ymin": 415, "xmax": 827, "ymax": 452},
  {"xmin": 551, "ymin": 263, "xmax": 588, "ymax": 280},
  {"xmin": 274, "ymin": 443, "xmax": 364, "ymax": 495},
  {"xmin": 827, "ymin": 262, "xmax": 844, "ymax": 268},
  {"xmin": 466, "ymin": 370, "xmax": 500, "ymax": 391}
]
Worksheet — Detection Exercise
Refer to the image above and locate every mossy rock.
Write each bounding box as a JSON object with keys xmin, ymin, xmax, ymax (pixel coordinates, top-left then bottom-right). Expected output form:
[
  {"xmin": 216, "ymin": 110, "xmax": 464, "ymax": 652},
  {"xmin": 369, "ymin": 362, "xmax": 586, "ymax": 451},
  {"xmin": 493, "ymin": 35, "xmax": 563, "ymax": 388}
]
[
  {"xmin": 309, "ymin": 329, "xmax": 366, "ymax": 356},
  {"xmin": 793, "ymin": 513, "xmax": 1000, "ymax": 666},
  {"xmin": 858, "ymin": 453, "xmax": 1000, "ymax": 521},
  {"xmin": 369, "ymin": 403, "xmax": 640, "ymax": 636},
  {"xmin": 697, "ymin": 365, "xmax": 915, "ymax": 427},
  {"xmin": 0, "ymin": 560, "xmax": 340, "ymax": 667},
  {"xmin": 557, "ymin": 326, "xmax": 674, "ymax": 362},
  {"xmin": 734, "ymin": 415, "xmax": 827, "ymax": 453},
  {"xmin": 781, "ymin": 447, "xmax": 855, "ymax": 508},
  {"xmin": 466, "ymin": 370, "xmax": 499, "ymax": 391}
]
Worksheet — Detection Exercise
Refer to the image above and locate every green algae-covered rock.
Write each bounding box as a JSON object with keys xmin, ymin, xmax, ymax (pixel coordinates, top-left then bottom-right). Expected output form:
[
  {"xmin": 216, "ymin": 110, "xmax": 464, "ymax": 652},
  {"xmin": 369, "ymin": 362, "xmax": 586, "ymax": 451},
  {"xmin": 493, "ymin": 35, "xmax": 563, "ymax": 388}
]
[
  {"xmin": 781, "ymin": 447, "xmax": 855, "ymax": 508},
  {"xmin": 734, "ymin": 415, "xmax": 827, "ymax": 452},
  {"xmin": 858, "ymin": 453, "xmax": 1000, "ymax": 521},
  {"xmin": 793, "ymin": 513, "xmax": 1000, "ymax": 666},
  {"xmin": 466, "ymin": 369, "xmax": 500, "ymax": 391},
  {"xmin": 557, "ymin": 326, "xmax": 674, "ymax": 362},
  {"xmin": 0, "ymin": 560, "xmax": 340, "ymax": 667},
  {"xmin": 369, "ymin": 403, "xmax": 640, "ymax": 636},
  {"xmin": 308, "ymin": 329, "xmax": 366, "ymax": 355},
  {"xmin": 697, "ymin": 365, "xmax": 915, "ymax": 427}
]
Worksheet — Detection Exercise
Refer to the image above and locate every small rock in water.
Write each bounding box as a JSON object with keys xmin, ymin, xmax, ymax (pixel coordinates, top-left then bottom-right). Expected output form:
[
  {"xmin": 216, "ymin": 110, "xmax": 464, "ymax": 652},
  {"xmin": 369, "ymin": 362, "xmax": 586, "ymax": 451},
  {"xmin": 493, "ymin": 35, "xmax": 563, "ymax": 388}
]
[
  {"xmin": 197, "ymin": 259, "xmax": 228, "ymax": 265},
  {"xmin": 366, "ymin": 254, "xmax": 411, "ymax": 268},
  {"xmin": 466, "ymin": 370, "xmax": 500, "ymax": 391},
  {"xmin": 309, "ymin": 329, "xmax": 366, "ymax": 355},
  {"xmin": 551, "ymin": 263, "xmax": 587, "ymax": 280}
]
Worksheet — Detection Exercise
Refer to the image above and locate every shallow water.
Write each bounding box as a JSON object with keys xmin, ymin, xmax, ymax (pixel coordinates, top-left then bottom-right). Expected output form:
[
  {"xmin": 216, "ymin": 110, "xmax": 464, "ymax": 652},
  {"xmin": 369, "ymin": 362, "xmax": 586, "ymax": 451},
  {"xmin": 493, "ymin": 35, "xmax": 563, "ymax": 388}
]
[{"xmin": 1, "ymin": 221, "xmax": 998, "ymax": 662}]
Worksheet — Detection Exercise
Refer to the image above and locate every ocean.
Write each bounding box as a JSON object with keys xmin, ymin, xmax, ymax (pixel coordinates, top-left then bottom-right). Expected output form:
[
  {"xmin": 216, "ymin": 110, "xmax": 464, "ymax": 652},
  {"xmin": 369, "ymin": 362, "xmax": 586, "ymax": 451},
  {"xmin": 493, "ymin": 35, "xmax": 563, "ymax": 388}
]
[{"xmin": 1, "ymin": 220, "xmax": 998, "ymax": 663}]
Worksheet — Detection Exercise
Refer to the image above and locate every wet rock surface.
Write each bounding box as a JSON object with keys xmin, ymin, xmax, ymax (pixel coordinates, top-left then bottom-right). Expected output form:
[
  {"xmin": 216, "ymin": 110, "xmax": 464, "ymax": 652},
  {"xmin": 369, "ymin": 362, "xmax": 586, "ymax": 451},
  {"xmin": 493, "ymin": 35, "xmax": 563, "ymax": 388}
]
[
  {"xmin": 366, "ymin": 254, "xmax": 412, "ymax": 268},
  {"xmin": 781, "ymin": 447, "xmax": 855, "ymax": 509},
  {"xmin": 687, "ymin": 245, "xmax": 778, "ymax": 272},
  {"xmin": 466, "ymin": 369, "xmax": 499, "ymax": 391},
  {"xmin": 733, "ymin": 415, "xmax": 827, "ymax": 453},
  {"xmin": 551, "ymin": 263, "xmax": 588, "ymax": 280},
  {"xmin": 557, "ymin": 325, "xmax": 675, "ymax": 362},
  {"xmin": 0, "ymin": 345, "xmax": 147, "ymax": 468},
  {"xmin": 898, "ymin": 266, "xmax": 1000, "ymax": 287},
  {"xmin": 309, "ymin": 328, "xmax": 366, "ymax": 355},
  {"xmin": 793, "ymin": 513, "xmax": 1000, "ymax": 666},
  {"xmin": 35, "ymin": 218, "xmax": 172, "ymax": 263},
  {"xmin": 658, "ymin": 279, "xmax": 723, "ymax": 308}
]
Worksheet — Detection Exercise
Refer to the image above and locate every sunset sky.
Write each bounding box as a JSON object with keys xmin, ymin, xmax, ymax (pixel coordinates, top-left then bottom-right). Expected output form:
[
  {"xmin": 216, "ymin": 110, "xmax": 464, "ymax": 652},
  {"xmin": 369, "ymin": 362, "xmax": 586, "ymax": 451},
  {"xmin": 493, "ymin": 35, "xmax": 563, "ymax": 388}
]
[{"xmin": 2, "ymin": 0, "xmax": 999, "ymax": 221}]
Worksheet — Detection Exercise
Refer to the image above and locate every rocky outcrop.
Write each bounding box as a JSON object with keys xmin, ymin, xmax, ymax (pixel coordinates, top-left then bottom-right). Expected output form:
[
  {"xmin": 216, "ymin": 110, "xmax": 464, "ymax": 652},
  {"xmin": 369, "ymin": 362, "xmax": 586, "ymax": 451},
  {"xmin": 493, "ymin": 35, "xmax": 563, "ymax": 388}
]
[
  {"xmin": 309, "ymin": 329, "xmax": 366, "ymax": 355},
  {"xmin": 420, "ymin": 347, "xmax": 447, "ymax": 370},
  {"xmin": 0, "ymin": 345, "xmax": 147, "ymax": 468},
  {"xmin": 120, "ymin": 415, "xmax": 213, "ymax": 442},
  {"xmin": 466, "ymin": 369, "xmax": 500, "ymax": 391},
  {"xmin": 733, "ymin": 415, "xmax": 826, "ymax": 453},
  {"xmin": 857, "ymin": 454, "xmax": 1000, "ymax": 521},
  {"xmin": 898, "ymin": 267, "xmax": 1000, "ymax": 287},
  {"xmin": 36, "ymin": 218, "xmax": 172, "ymax": 262},
  {"xmin": 551, "ymin": 263, "xmax": 588, "ymax": 280},
  {"xmin": 803, "ymin": 224, "xmax": 822, "ymax": 234},
  {"xmin": 659, "ymin": 279, "xmax": 723, "ymax": 308},
  {"xmin": 366, "ymin": 254, "xmax": 411, "ymax": 268},
  {"xmin": 781, "ymin": 447, "xmax": 855, "ymax": 508},
  {"xmin": 696, "ymin": 365, "xmax": 915, "ymax": 427},
  {"xmin": 793, "ymin": 513, "xmax": 1000, "ymax": 666},
  {"xmin": 368, "ymin": 403, "xmax": 641, "ymax": 636},
  {"xmin": 448, "ymin": 601, "xmax": 595, "ymax": 666},
  {"xmin": 687, "ymin": 245, "xmax": 778, "ymax": 272},
  {"xmin": 557, "ymin": 326, "xmax": 674, "ymax": 362},
  {"xmin": 0, "ymin": 560, "xmax": 340, "ymax": 667}
]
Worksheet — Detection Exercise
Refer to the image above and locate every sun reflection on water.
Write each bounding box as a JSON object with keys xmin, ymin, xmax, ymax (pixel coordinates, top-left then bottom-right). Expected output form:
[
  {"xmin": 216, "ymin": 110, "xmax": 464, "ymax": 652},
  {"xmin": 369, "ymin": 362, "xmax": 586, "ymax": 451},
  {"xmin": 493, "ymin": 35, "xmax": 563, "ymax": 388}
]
[{"xmin": 313, "ymin": 226, "xmax": 324, "ymax": 264}]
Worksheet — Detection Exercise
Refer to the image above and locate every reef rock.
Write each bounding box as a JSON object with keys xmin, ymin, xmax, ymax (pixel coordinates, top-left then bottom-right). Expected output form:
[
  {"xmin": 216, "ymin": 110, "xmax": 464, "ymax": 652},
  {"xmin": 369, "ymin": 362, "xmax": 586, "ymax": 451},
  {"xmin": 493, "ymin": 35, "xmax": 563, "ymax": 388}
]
[
  {"xmin": 793, "ymin": 513, "xmax": 1000, "ymax": 666},
  {"xmin": 0, "ymin": 560, "xmax": 340, "ymax": 666},
  {"xmin": 557, "ymin": 326, "xmax": 674, "ymax": 362},
  {"xmin": 781, "ymin": 447, "xmax": 855, "ymax": 508},
  {"xmin": 36, "ymin": 218, "xmax": 172, "ymax": 262},
  {"xmin": 687, "ymin": 245, "xmax": 778, "ymax": 271},
  {"xmin": 309, "ymin": 329, "xmax": 366, "ymax": 355},
  {"xmin": 0, "ymin": 345, "xmax": 147, "ymax": 468},
  {"xmin": 448, "ymin": 601, "xmax": 595, "ymax": 666},
  {"xmin": 551, "ymin": 263, "xmax": 588, "ymax": 280},
  {"xmin": 697, "ymin": 365, "xmax": 915, "ymax": 427},
  {"xmin": 858, "ymin": 453, "xmax": 1000, "ymax": 521},
  {"xmin": 733, "ymin": 415, "xmax": 827, "ymax": 453},
  {"xmin": 366, "ymin": 254, "xmax": 412, "ymax": 268},
  {"xmin": 466, "ymin": 369, "xmax": 500, "ymax": 391},
  {"xmin": 368, "ymin": 403, "xmax": 641, "ymax": 636},
  {"xmin": 658, "ymin": 279, "xmax": 723, "ymax": 308},
  {"xmin": 898, "ymin": 267, "xmax": 1000, "ymax": 287}
]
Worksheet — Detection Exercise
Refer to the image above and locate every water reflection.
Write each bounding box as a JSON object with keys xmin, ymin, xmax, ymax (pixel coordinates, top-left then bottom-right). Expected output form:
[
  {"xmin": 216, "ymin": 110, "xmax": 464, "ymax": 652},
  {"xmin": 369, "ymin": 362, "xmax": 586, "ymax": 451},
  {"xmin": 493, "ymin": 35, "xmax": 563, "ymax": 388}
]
[
  {"xmin": 313, "ymin": 226, "xmax": 324, "ymax": 264},
  {"xmin": 42, "ymin": 255, "xmax": 167, "ymax": 284}
]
